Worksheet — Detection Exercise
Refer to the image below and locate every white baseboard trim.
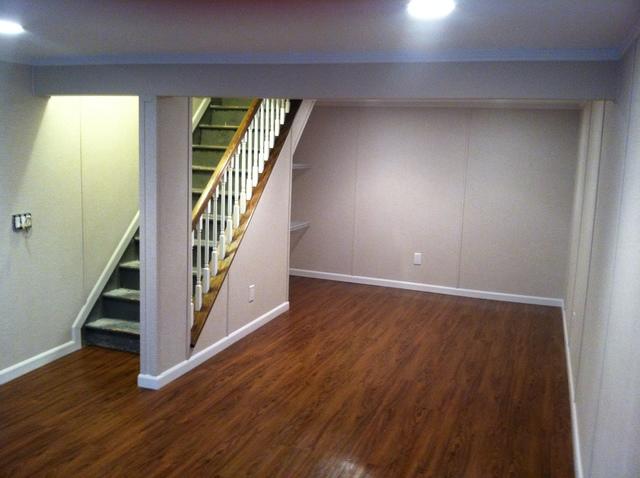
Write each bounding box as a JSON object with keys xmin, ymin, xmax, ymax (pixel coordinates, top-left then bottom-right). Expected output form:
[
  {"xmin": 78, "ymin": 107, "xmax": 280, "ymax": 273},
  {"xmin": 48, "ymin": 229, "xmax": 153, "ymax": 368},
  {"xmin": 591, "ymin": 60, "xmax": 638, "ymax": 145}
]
[
  {"xmin": 562, "ymin": 307, "xmax": 583, "ymax": 478},
  {"xmin": 289, "ymin": 269, "xmax": 564, "ymax": 307},
  {"xmin": 0, "ymin": 340, "xmax": 81, "ymax": 385},
  {"xmin": 138, "ymin": 301, "xmax": 289, "ymax": 390},
  {"xmin": 72, "ymin": 211, "xmax": 140, "ymax": 343}
]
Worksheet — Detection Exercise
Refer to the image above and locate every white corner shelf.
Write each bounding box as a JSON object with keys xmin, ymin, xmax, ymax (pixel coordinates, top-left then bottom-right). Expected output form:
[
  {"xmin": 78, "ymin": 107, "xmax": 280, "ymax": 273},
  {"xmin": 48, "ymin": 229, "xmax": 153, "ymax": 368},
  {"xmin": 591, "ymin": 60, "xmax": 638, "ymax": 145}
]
[
  {"xmin": 292, "ymin": 163, "xmax": 311, "ymax": 171},
  {"xmin": 290, "ymin": 220, "xmax": 310, "ymax": 233}
]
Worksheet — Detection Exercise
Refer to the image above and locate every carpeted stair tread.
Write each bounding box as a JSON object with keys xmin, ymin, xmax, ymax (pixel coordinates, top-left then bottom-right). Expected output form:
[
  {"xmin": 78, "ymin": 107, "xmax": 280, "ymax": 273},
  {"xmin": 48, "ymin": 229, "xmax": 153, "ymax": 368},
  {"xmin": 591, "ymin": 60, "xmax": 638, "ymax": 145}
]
[{"xmin": 85, "ymin": 318, "xmax": 140, "ymax": 336}]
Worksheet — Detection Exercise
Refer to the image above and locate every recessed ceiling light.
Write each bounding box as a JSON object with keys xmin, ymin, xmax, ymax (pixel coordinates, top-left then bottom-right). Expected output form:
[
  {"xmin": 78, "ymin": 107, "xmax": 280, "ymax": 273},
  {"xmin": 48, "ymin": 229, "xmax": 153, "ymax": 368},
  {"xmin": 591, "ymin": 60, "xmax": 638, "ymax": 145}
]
[
  {"xmin": 0, "ymin": 19, "xmax": 25, "ymax": 35},
  {"xmin": 407, "ymin": 0, "xmax": 456, "ymax": 20}
]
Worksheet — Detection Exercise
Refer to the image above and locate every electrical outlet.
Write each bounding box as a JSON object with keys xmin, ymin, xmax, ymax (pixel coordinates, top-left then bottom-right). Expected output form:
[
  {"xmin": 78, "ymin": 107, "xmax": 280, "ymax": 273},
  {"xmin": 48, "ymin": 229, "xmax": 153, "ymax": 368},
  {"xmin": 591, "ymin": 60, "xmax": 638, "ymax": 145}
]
[
  {"xmin": 12, "ymin": 213, "xmax": 32, "ymax": 232},
  {"xmin": 413, "ymin": 252, "xmax": 423, "ymax": 266},
  {"xmin": 248, "ymin": 284, "xmax": 256, "ymax": 303}
]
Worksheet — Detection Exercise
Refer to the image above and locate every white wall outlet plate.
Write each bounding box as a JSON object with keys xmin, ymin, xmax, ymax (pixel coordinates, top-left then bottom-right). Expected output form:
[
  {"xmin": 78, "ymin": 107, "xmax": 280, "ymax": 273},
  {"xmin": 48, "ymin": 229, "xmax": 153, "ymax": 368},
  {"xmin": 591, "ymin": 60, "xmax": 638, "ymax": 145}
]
[
  {"xmin": 413, "ymin": 252, "xmax": 423, "ymax": 266},
  {"xmin": 248, "ymin": 284, "xmax": 256, "ymax": 303}
]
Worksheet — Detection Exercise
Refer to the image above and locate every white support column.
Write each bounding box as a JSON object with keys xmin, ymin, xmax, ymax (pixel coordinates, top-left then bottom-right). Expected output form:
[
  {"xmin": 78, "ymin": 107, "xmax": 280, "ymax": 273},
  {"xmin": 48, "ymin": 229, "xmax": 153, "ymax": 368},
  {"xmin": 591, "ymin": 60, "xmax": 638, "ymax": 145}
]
[{"xmin": 137, "ymin": 96, "xmax": 191, "ymax": 385}]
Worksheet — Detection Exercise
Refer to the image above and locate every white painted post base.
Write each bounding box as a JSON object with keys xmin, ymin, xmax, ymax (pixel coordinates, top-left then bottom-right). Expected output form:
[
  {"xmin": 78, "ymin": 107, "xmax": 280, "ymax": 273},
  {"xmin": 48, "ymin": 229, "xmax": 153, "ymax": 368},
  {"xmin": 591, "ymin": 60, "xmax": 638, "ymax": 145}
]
[
  {"xmin": 218, "ymin": 233, "xmax": 226, "ymax": 261},
  {"xmin": 211, "ymin": 249, "xmax": 219, "ymax": 277},
  {"xmin": 240, "ymin": 192, "xmax": 247, "ymax": 214},
  {"xmin": 225, "ymin": 217, "xmax": 233, "ymax": 244},
  {"xmin": 195, "ymin": 283, "xmax": 203, "ymax": 311},
  {"xmin": 233, "ymin": 202, "xmax": 240, "ymax": 228},
  {"xmin": 203, "ymin": 267, "xmax": 210, "ymax": 293}
]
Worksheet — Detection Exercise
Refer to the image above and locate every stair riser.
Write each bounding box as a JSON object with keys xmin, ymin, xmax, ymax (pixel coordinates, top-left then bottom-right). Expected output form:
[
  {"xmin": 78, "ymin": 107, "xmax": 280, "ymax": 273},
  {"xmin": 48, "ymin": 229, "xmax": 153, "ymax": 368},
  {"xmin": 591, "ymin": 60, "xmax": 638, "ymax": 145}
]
[
  {"xmin": 119, "ymin": 268, "xmax": 140, "ymax": 290},
  {"xmin": 192, "ymin": 170, "xmax": 214, "ymax": 190},
  {"xmin": 103, "ymin": 298, "xmax": 139, "ymax": 323},
  {"xmin": 193, "ymin": 149, "xmax": 224, "ymax": 168},
  {"xmin": 83, "ymin": 328, "xmax": 139, "ymax": 354},
  {"xmin": 211, "ymin": 110, "xmax": 247, "ymax": 124},
  {"xmin": 199, "ymin": 129, "xmax": 236, "ymax": 145}
]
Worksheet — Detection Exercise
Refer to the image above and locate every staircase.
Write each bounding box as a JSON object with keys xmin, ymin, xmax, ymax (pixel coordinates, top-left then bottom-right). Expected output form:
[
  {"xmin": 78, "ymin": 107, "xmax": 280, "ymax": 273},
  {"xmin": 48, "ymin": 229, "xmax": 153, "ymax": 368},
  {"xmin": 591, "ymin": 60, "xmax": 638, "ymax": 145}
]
[{"xmin": 82, "ymin": 97, "xmax": 299, "ymax": 353}]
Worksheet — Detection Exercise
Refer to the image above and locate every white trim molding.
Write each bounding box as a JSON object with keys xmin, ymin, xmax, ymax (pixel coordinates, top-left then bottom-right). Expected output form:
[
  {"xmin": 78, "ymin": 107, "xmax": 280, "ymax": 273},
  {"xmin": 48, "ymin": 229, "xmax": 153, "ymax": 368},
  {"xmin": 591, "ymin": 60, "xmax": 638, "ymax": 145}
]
[
  {"xmin": 191, "ymin": 97, "xmax": 211, "ymax": 132},
  {"xmin": 0, "ymin": 340, "xmax": 81, "ymax": 385},
  {"xmin": 562, "ymin": 307, "xmax": 584, "ymax": 478},
  {"xmin": 290, "ymin": 269, "xmax": 564, "ymax": 307},
  {"xmin": 138, "ymin": 301, "xmax": 289, "ymax": 390},
  {"xmin": 72, "ymin": 211, "xmax": 140, "ymax": 344}
]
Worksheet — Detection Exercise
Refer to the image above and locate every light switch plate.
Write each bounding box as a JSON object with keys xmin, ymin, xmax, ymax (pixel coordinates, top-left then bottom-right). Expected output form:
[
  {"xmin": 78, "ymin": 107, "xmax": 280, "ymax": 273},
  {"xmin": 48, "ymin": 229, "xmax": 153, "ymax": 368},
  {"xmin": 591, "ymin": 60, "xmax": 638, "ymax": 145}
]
[{"xmin": 249, "ymin": 284, "xmax": 256, "ymax": 303}]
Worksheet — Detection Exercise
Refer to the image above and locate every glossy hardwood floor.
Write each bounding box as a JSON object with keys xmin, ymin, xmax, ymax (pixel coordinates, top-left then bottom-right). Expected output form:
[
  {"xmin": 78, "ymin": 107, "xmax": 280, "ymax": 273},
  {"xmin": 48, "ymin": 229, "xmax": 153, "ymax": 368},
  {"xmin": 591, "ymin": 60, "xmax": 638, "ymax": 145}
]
[{"xmin": 0, "ymin": 277, "xmax": 573, "ymax": 477}]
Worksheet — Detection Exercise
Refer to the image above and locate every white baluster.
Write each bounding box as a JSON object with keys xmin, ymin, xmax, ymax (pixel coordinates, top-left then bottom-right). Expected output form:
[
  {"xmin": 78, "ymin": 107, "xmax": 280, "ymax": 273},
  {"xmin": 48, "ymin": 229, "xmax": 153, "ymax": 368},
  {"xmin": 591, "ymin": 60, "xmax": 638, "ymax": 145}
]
[
  {"xmin": 203, "ymin": 199, "xmax": 211, "ymax": 294},
  {"xmin": 269, "ymin": 98, "xmax": 276, "ymax": 148},
  {"xmin": 225, "ymin": 167, "xmax": 233, "ymax": 244},
  {"xmin": 195, "ymin": 216, "xmax": 203, "ymax": 312},
  {"xmin": 247, "ymin": 119, "xmax": 254, "ymax": 200},
  {"xmin": 219, "ymin": 174, "xmax": 226, "ymax": 259},
  {"xmin": 280, "ymin": 98, "xmax": 286, "ymax": 125},
  {"xmin": 275, "ymin": 99, "xmax": 281, "ymax": 136},
  {"xmin": 253, "ymin": 113, "xmax": 260, "ymax": 186},
  {"xmin": 190, "ymin": 226, "xmax": 196, "ymax": 328},
  {"xmin": 240, "ymin": 137, "xmax": 247, "ymax": 213},
  {"xmin": 211, "ymin": 186, "xmax": 219, "ymax": 276},
  {"xmin": 285, "ymin": 98, "xmax": 290, "ymax": 113},
  {"xmin": 259, "ymin": 101, "xmax": 266, "ymax": 173},
  {"xmin": 233, "ymin": 152, "xmax": 240, "ymax": 228}
]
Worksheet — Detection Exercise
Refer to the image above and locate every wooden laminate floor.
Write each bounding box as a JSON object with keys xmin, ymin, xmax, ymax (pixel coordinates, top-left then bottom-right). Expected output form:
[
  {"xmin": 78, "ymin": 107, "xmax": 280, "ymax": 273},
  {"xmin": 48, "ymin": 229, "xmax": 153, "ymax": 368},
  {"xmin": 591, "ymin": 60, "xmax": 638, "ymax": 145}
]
[{"xmin": 0, "ymin": 277, "xmax": 573, "ymax": 477}]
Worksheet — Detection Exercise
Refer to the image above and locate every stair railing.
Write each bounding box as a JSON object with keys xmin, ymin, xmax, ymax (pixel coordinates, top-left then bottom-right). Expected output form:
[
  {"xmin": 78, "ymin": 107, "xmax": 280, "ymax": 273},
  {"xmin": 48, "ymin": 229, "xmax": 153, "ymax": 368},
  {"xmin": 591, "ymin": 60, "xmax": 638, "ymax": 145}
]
[{"xmin": 190, "ymin": 98, "xmax": 290, "ymax": 327}]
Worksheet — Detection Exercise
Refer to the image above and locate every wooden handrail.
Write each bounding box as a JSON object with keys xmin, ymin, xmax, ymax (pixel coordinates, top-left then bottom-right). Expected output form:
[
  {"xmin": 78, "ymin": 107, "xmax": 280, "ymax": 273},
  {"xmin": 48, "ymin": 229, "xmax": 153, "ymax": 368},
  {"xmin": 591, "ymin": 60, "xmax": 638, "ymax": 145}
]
[{"xmin": 191, "ymin": 99, "xmax": 262, "ymax": 229}]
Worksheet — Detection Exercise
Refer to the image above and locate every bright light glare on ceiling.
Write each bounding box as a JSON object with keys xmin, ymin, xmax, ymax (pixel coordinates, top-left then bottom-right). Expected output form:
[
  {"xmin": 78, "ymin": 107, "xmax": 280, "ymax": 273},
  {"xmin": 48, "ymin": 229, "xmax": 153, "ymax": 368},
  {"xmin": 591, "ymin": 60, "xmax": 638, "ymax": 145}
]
[
  {"xmin": 407, "ymin": 0, "xmax": 456, "ymax": 20},
  {"xmin": 0, "ymin": 19, "xmax": 24, "ymax": 35}
]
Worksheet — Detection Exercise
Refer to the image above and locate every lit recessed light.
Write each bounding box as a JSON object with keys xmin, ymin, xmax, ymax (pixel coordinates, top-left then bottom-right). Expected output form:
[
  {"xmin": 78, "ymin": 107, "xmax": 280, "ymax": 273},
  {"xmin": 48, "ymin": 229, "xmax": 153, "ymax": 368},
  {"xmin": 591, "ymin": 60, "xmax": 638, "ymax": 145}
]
[
  {"xmin": 0, "ymin": 19, "xmax": 25, "ymax": 35},
  {"xmin": 407, "ymin": 0, "xmax": 456, "ymax": 20}
]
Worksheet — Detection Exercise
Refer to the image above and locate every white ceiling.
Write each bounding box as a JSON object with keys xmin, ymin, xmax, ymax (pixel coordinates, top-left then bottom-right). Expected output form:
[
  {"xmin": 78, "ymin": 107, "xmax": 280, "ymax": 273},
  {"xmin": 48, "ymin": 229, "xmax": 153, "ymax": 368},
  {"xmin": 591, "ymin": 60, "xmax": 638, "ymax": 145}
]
[{"xmin": 1, "ymin": 0, "xmax": 639, "ymax": 65}]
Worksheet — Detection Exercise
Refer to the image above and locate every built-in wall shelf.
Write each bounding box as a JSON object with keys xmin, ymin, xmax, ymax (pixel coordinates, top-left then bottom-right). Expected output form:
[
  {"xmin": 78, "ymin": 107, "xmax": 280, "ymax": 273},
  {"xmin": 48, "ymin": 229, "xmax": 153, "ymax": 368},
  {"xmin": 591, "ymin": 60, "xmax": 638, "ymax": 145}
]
[
  {"xmin": 292, "ymin": 163, "xmax": 311, "ymax": 170},
  {"xmin": 290, "ymin": 220, "xmax": 310, "ymax": 233}
]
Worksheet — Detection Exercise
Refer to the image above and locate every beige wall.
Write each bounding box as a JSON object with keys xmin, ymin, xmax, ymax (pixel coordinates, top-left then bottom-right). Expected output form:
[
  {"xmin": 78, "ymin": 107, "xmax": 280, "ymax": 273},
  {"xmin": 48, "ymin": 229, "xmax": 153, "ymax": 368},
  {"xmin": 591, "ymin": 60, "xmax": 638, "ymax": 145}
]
[
  {"xmin": 291, "ymin": 105, "xmax": 579, "ymax": 299},
  {"xmin": 81, "ymin": 97, "xmax": 139, "ymax": 293},
  {"xmin": 0, "ymin": 61, "xmax": 138, "ymax": 375}
]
